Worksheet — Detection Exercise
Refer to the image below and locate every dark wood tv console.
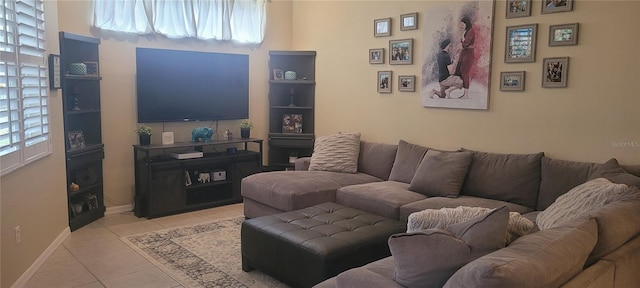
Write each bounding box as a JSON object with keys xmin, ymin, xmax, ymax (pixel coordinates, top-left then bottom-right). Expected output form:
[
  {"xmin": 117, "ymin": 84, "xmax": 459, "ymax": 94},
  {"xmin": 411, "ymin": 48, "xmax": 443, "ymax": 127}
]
[{"xmin": 133, "ymin": 138, "xmax": 263, "ymax": 218}]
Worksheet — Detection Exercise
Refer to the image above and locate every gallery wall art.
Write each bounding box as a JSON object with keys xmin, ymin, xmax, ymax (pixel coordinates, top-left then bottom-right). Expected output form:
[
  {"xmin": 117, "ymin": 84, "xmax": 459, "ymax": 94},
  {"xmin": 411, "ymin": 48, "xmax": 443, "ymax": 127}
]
[{"xmin": 421, "ymin": 0, "xmax": 494, "ymax": 110}]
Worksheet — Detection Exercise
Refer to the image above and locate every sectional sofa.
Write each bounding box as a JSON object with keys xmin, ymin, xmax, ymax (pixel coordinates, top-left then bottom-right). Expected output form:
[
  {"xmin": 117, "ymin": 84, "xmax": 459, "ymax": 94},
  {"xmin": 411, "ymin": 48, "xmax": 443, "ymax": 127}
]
[{"xmin": 241, "ymin": 136, "xmax": 640, "ymax": 287}]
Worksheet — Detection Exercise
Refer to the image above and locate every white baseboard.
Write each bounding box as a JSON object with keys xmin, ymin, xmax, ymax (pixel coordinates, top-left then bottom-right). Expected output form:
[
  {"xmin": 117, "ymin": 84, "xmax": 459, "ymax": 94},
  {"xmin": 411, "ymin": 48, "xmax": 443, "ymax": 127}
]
[
  {"xmin": 106, "ymin": 204, "xmax": 133, "ymax": 215},
  {"xmin": 12, "ymin": 227, "xmax": 71, "ymax": 288}
]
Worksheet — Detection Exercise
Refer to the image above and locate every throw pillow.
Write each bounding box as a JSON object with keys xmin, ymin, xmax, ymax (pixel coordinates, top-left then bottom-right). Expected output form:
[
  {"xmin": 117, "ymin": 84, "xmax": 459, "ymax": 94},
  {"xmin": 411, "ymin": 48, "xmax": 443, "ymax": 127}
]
[
  {"xmin": 389, "ymin": 207, "xmax": 509, "ymax": 288},
  {"xmin": 537, "ymin": 178, "xmax": 636, "ymax": 230},
  {"xmin": 388, "ymin": 140, "xmax": 429, "ymax": 184},
  {"xmin": 537, "ymin": 156, "xmax": 597, "ymax": 211},
  {"xmin": 407, "ymin": 206, "xmax": 534, "ymax": 244},
  {"xmin": 444, "ymin": 218, "xmax": 598, "ymax": 288},
  {"xmin": 589, "ymin": 158, "xmax": 640, "ymax": 188},
  {"xmin": 308, "ymin": 132, "xmax": 361, "ymax": 173},
  {"xmin": 357, "ymin": 141, "xmax": 398, "ymax": 180},
  {"xmin": 460, "ymin": 149, "xmax": 543, "ymax": 210},
  {"xmin": 408, "ymin": 150, "xmax": 473, "ymax": 198}
]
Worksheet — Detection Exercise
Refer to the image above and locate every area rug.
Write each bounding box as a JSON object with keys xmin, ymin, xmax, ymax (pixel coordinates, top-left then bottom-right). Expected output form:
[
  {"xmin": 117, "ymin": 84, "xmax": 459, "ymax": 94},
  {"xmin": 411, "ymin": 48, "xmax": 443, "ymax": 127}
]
[{"xmin": 122, "ymin": 216, "xmax": 289, "ymax": 288}]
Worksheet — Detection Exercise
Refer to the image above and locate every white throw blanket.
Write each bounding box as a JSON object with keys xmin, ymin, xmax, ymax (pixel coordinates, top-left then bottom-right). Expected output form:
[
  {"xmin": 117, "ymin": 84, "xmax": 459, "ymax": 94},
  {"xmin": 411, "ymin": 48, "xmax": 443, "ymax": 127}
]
[{"xmin": 407, "ymin": 206, "xmax": 534, "ymax": 243}]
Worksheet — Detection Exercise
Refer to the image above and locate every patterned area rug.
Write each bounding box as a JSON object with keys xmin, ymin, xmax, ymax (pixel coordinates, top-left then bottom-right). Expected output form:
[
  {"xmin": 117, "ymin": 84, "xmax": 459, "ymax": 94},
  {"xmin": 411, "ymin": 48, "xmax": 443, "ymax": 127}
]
[{"xmin": 122, "ymin": 217, "xmax": 289, "ymax": 288}]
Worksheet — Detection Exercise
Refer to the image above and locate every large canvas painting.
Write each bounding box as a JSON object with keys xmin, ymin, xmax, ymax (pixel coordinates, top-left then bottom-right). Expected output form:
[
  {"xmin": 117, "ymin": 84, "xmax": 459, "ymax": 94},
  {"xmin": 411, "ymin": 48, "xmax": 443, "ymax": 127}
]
[{"xmin": 421, "ymin": 1, "xmax": 494, "ymax": 110}]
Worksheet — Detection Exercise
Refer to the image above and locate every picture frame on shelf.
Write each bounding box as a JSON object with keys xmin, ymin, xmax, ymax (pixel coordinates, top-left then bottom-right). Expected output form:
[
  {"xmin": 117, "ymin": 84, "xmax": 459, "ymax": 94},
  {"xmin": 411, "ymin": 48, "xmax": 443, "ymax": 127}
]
[
  {"xmin": 389, "ymin": 38, "xmax": 413, "ymax": 65},
  {"xmin": 499, "ymin": 71, "xmax": 525, "ymax": 91},
  {"xmin": 505, "ymin": 24, "xmax": 537, "ymax": 63},
  {"xmin": 400, "ymin": 12, "xmax": 418, "ymax": 30},
  {"xmin": 549, "ymin": 23, "xmax": 579, "ymax": 46},
  {"xmin": 542, "ymin": 57, "xmax": 569, "ymax": 88},
  {"xmin": 369, "ymin": 48, "xmax": 384, "ymax": 64},
  {"xmin": 48, "ymin": 54, "xmax": 61, "ymax": 89},
  {"xmin": 374, "ymin": 18, "xmax": 391, "ymax": 37},
  {"xmin": 282, "ymin": 114, "xmax": 303, "ymax": 133},
  {"xmin": 542, "ymin": 0, "xmax": 573, "ymax": 14},
  {"xmin": 272, "ymin": 69, "xmax": 284, "ymax": 80},
  {"xmin": 377, "ymin": 71, "xmax": 392, "ymax": 93},
  {"xmin": 67, "ymin": 130, "xmax": 86, "ymax": 150},
  {"xmin": 84, "ymin": 61, "xmax": 99, "ymax": 76},
  {"xmin": 506, "ymin": 0, "xmax": 531, "ymax": 18},
  {"xmin": 398, "ymin": 75, "xmax": 416, "ymax": 92}
]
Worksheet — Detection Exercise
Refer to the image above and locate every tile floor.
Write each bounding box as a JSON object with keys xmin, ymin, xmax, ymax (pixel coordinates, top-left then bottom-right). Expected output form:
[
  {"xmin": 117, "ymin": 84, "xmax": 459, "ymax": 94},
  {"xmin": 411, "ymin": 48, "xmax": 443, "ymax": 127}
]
[{"xmin": 23, "ymin": 203, "xmax": 245, "ymax": 288}]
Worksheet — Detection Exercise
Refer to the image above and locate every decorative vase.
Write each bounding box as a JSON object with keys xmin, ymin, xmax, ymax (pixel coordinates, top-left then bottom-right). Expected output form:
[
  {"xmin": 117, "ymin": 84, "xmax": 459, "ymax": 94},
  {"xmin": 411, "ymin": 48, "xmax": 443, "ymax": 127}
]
[
  {"xmin": 139, "ymin": 134, "xmax": 151, "ymax": 145},
  {"xmin": 240, "ymin": 128, "xmax": 251, "ymax": 139}
]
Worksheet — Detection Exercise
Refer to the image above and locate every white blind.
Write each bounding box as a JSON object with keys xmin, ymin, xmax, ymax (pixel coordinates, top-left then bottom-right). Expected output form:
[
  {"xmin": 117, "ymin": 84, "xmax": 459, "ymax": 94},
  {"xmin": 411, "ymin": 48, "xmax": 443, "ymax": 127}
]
[{"xmin": 1, "ymin": 0, "xmax": 51, "ymax": 176}]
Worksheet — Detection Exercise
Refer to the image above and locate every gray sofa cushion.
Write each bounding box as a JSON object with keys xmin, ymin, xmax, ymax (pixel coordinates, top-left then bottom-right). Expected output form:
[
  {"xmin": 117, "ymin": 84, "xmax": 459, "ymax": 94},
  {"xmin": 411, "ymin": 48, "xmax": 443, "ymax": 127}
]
[
  {"xmin": 444, "ymin": 218, "xmax": 598, "ymax": 288},
  {"xmin": 409, "ymin": 150, "xmax": 473, "ymax": 198},
  {"xmin": 388, "ymin": 140, "xmax": 429, "ymax": 184},
  {"xmin": 336, "ymin": 181, "xmax": 426, "ymax": 220},
  {"xmin": 358, "ymin": 141, "xmax": 398, "ymax": 180},
  {"xmin": 309, "ymin": 132, "xmax": 361, "ymax": 173},
  {"xmin": 461, "ymin": 149, "xmax": 543, "ymax": 210},
  {"xmin": 537, "ymin": 157, "xmax": 597, "ymax": 211},
  {"xmin": 589, "ymin": 158, "xmax": 640, "ymax": 188},
  {"xmin": 389, "ymin": 207, "xmax": 509, "ymax": 288}
]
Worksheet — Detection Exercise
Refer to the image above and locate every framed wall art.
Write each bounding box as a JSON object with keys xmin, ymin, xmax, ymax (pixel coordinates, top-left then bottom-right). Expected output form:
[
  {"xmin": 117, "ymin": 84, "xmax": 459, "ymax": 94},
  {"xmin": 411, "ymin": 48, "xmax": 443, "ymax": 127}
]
[
  {"xmin": 84, "ymin": 61, "xmax": 99, "ymax": 76},
  {"xmin": 421, "ymin": 0, "xmax": 494, "ymax": 110},
  {"xmin": 400, "ymin": 12, "xmax": 418, "ymax": 31},
  {"xmin": 369, "ymin": 48, "xmax": 384, "ymax": 64},
  {"xmin": 377, "ymin": 71, "xmax": 392, "ymax": 93},
  {"xmin": 500, "ymin": 71, "xmax": 525, "ymax": 91},
  {"xmin": 506, "ymin": 0, "xmax": 531, "ymax": 18},
  {"xmin": 374, "ymin": 18, "xmax": 391, "ymax": 37},
  {"xmin": 273, "ymin": 69, "xmax": 284, "ymax": 80},
  {"xmin": 398, "ymin": 75, "xmax": 416, "ymax": 92},
  {"xmin": 542, "ymin": 0, "xmax": 573, "ymax": 14},
  {"xmin": 505, "ymin": 24, "xmax": 537, "ymax": 63},
  {"xmin": 549, "ymin": 23, "xmax": 579, "ymax": 46},
  {"xmin": 389, "ymin": 38, "xmax": 413, "ymax": 65},
  {"xmin": 542, "ymin": 57, "xmax": 569, "ymax": 88}
]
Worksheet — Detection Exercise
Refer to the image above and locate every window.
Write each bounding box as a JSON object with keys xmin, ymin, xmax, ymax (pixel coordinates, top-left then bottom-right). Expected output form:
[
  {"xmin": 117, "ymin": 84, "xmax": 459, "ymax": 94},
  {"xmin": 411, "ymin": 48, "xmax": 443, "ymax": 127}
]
[
  {"xmin": 0, "ymin": 0, "xmax": 51, "ymax": 176},
  {"xmin": 92, "ymin": 0, "xmax": 266, "ymax": 44}
]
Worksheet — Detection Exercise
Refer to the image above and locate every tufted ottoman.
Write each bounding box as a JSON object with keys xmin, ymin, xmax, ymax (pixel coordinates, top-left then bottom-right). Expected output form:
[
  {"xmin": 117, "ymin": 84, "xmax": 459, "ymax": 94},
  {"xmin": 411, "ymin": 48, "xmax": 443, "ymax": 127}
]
[{"xmin": 241, "ymin": 202, "xmax": 406, "ymax": 288}]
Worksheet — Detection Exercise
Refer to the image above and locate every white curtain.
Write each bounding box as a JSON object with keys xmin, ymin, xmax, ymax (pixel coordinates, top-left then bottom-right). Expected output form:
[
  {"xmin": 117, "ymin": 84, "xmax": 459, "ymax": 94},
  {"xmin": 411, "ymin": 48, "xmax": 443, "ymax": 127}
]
[{"xmin": 92, "ymin": 0, "xmax": 266, "ymax": 44}]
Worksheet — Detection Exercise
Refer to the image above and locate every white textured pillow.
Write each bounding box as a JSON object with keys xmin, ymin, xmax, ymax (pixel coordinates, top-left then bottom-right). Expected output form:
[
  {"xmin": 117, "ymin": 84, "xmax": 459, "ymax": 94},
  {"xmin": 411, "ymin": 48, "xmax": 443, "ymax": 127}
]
[
  {"xmin": 308, "ymin": 133, "xmax": 361, "ymax": 173},
  {"xmin": 407, "ymin": 206, "xmax": 534, "ymax": 244},
  {"xmin": 537, "ymin": 178, "xmax": 635, "ymax": 230}
]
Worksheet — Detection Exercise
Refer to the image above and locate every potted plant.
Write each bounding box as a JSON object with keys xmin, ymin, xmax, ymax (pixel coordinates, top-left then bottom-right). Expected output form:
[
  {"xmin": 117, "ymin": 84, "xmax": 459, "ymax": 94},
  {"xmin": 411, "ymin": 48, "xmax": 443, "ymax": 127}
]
[
  {"xmin": 135, "ymin": 124, "xmax": 153, "ymax": 145},
  {"xmin": 240, "ymin": 119, "xmax": 254, "ymax": 139}
]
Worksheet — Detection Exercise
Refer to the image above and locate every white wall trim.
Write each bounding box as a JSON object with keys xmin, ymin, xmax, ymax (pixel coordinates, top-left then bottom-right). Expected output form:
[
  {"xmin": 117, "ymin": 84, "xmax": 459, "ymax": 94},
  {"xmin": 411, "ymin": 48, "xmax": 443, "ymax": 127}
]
[
  {"xmin": 11, "ymin": 227, "xmax": 71, "ymax": 288},
  {"xmin": 105, "ymin": 204, "xmax": 133, "ymax": 215}
]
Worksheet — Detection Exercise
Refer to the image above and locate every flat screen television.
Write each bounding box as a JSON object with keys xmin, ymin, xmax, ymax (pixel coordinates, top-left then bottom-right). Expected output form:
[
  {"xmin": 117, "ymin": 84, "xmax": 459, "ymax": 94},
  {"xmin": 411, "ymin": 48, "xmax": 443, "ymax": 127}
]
[{"xmin": 136, "ymin": 48, "xmax": 249, "ymax": 123}]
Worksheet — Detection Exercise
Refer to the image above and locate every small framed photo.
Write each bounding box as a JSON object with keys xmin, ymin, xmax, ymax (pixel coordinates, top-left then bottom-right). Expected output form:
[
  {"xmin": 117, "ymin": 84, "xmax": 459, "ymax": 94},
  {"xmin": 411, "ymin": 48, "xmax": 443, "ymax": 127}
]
[
  {"xmin": 542, "ymin": 0, "xmax": 573, "ymax": 14},
  {"xmin": 542, "ymin": 57, "xmax": 569, "ymax": 88},
  {"xmin": 369, "ymin": 48, "xmax": 384, "ymax": 64},
  {"xmin": 505, "ymin": 24, "xmax": 537, "ymax": 63},
  {"xmin": 549, "ymin": 23, "xmax": 579, "ymax": 46},
  {"xmin": 84, "ymin": 61, "xmax": 99, "ymax": 76},
  {"xmin": 500, "ymin": 71, "xmax": 525, "ymax": 91},
  {"xmin": 48, "ymin": 54, "xmax": 61, "ymax": 89},
  {"xmin": 400, "ymin": 12, "xmax": 418, "ymax": 31},
  {"xmin": 377, "ymin": 71, "xmax": 392, "ymax": 93},
  {"xmin": 389, "ymin": 38, "xmax": 413, "ymax": 65},
  {"xmin": 398, "ymin": 75, "xmax": 416, "ymax": 92},
  {"xmin": 374, "ymin": 18, "xmax": 391, "ymax": 37},
  {"xmin": 272, "ymin": 69, "xmax": 284, "ymax": 80},
  {"xmin": 506, "ymin": 0, "xmax": 531, "ymax": 18},
  {"xmin": 67, "ymin": 130, "xmax": 86, "ymax": 150}
]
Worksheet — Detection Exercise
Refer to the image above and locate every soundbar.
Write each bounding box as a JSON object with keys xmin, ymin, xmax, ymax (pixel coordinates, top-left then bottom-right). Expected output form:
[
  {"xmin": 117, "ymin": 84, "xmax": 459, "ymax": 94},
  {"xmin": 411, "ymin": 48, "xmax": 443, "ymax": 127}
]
[{"xmin": 170, "ymin": 151, "xmax": 204, "ymax": 159}]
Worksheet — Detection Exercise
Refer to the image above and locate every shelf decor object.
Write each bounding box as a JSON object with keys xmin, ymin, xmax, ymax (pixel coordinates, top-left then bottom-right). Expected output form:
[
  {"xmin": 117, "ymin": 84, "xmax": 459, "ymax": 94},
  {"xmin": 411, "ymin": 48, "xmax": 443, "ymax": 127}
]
[{"xmin": 505, "ymin": 24, "xmax": 537, "ymax": 63}]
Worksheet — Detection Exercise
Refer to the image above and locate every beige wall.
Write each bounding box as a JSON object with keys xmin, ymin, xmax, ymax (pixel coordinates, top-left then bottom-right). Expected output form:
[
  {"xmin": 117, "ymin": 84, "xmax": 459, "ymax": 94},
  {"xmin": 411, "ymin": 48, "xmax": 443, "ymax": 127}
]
[
  {"xmin": 0, "ymin": 1, "xmax": 68, "ymax": 287},
  {"xmin": 292, "ymin": 1, "xmax": 640, "ymax": 164},
  {"xmin": 2, "ymin": 1, "xmax": 639, "ymax": 286}
]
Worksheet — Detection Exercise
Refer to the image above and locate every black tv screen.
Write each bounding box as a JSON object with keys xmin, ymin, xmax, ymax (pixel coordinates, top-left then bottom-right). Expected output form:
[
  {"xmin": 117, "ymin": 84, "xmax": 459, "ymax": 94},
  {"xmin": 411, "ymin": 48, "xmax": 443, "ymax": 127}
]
[{"xmin": 136, "ymin": 48, "xmax": 249, "ymax": 123}]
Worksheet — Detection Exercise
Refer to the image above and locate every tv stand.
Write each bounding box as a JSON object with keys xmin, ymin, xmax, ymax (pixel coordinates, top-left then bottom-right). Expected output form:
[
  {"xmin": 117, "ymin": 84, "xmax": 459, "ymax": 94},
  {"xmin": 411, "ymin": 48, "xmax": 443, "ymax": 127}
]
[{"xmin": 133, "ymin": 138, "xmax": 263, "ymax": 218}]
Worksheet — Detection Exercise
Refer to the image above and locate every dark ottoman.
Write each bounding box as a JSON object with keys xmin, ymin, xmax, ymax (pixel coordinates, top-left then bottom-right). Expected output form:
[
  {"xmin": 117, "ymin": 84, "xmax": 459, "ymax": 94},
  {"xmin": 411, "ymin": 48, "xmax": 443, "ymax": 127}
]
[{"xmin": 241, "ymin": 202, "xmax": 406, "ymax": 288}]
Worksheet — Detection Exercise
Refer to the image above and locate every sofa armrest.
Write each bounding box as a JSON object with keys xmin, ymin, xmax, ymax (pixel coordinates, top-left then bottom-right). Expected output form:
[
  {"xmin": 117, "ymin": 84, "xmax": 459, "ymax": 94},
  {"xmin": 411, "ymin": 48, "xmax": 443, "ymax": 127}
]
[{"xmin": 295, "ymin": 157, "xmax": 311, "ymax": 171}]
